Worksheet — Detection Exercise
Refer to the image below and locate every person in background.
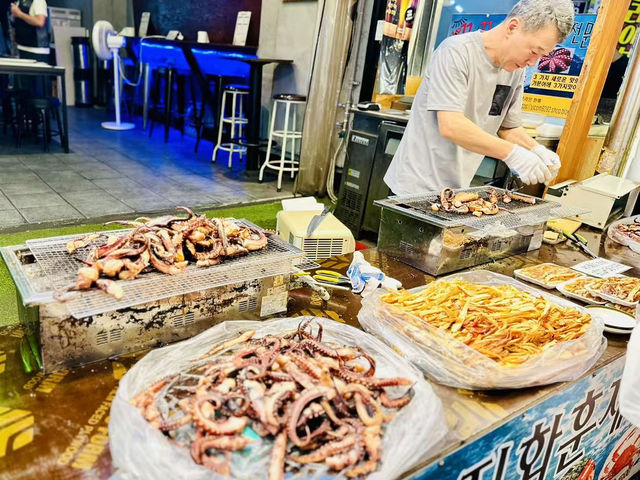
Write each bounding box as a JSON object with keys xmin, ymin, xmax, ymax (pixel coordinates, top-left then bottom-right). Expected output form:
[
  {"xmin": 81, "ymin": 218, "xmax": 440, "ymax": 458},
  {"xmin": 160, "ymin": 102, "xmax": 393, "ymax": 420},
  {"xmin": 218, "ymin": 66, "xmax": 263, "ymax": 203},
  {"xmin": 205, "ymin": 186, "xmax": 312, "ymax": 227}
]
[
  {"xmin": 0, "ymin": 0, "xmax": 11, "ymax": 55},
  {"xmin": 10, "ymin": 0, "xmax": 49, "ymax": 95},
  {"xmin": 384, "ymin": 0, "xmax": 573, "ymax": 195},
  {"xmin": 11, "ymin": 0, "xmax": 49, "ymax": 63}
]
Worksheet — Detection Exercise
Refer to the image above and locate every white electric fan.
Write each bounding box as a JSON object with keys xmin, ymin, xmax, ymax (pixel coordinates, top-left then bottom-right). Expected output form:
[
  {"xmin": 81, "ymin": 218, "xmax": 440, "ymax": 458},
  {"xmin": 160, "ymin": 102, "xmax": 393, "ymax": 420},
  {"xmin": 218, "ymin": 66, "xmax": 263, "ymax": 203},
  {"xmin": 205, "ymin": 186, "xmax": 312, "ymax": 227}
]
[{"xmin": 92, "ymin": 20, "xmax": 135, "ymax": 130}]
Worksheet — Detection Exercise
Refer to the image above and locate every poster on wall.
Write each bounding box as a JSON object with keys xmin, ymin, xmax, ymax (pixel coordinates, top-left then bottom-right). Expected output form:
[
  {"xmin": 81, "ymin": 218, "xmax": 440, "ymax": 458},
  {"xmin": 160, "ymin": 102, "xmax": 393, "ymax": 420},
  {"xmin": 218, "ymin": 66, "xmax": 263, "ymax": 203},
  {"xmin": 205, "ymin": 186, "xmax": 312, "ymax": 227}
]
[
  {"xmin": 522, "ymin": 14, "xmax": 597, "ymax": 118},
  {"xmin": 413, "ymin": 357, "xmax": 640, "ymax": 480},
  {"xmin": 378, "ymin": 0, "xmax": 419, "ymax": 94},
  {"xmin": 447, "ymin": 14, "xmax": 597, "ymax": 118}
]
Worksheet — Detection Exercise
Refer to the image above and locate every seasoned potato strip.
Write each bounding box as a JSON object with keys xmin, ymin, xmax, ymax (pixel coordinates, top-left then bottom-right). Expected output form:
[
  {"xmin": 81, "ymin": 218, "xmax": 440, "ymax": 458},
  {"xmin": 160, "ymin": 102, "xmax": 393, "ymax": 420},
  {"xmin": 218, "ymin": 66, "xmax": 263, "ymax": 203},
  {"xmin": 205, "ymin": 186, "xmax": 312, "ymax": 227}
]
[{"xmin": 381, "ymin": 280, "xmax": 591, "ymax": 367}]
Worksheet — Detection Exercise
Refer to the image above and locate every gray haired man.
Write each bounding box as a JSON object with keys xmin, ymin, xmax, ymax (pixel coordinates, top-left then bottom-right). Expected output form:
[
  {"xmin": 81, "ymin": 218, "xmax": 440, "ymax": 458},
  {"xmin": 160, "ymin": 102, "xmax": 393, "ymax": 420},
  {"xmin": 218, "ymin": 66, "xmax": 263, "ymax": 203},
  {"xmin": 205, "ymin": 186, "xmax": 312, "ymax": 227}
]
[{"xmin": 384, "ymin": 0, "xmax": 574, "ymax": 195}]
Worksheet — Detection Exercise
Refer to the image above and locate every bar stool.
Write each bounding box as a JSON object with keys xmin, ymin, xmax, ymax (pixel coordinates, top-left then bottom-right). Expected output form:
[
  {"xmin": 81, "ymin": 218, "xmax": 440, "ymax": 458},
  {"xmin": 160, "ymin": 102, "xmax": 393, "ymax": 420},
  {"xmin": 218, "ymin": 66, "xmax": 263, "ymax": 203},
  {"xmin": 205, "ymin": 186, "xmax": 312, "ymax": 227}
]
[
  {"xmin": 259, "ymin": 93, "xmax": 306, "ymax": 191},
  {"xmin": 148, "ymin": 68, "xmax": 192, "ymax": 143},
  {"xmin": 28, "ymin": 97, "xmax": 63, "ymax": 152},
  {"xmin": 2, "ymin": 88, "xmax": 28, "ymax": 145},
  {"xmin": 212, "ymin": 84, "xmax": 248, "ymax": 168}
]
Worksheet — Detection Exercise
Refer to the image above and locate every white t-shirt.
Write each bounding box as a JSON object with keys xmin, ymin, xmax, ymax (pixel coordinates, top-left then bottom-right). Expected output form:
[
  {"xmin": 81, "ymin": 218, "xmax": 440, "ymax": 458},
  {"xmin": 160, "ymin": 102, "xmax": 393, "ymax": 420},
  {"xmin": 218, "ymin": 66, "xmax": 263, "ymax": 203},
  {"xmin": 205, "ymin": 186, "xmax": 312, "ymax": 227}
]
[
  {"xmin": 16, "ymin": 0, "xmax": 49, "ymax": 55},
  {"xmin": 384, "ymin": 31, "xmax": 524, "ymax": 195}
]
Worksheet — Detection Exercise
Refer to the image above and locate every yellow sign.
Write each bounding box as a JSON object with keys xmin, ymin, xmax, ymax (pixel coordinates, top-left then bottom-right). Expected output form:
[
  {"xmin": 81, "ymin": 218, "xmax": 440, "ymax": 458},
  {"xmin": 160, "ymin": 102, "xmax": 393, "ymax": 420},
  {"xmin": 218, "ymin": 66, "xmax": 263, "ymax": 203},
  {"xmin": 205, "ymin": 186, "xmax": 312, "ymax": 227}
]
[
  {"xmin": 0, "ymin": 407, "xmax": 34, "ymax": 457},
  {"xmin": 522, "ymin": 93, "xmax": 573, "ymax": 118},
  {"xmin": 0, "ymin": 350, "xmax": 5, "ymax": 374},
  {"xmin": 618, "ymin": 1, "xmax": 640, "ymax": 56}
]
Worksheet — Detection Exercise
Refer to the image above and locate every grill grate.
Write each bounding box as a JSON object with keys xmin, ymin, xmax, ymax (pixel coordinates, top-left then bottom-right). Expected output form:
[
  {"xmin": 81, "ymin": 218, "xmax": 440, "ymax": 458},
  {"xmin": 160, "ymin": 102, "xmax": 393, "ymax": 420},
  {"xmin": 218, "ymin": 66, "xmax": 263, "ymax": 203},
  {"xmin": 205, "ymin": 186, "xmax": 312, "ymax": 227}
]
[
  {"xmin": 376, "ymin": 187, "xmax": 588, "ymax": 231},
  {"xmin": 25, "ymin": 219, "xmax": 304, "ymax": 319}
]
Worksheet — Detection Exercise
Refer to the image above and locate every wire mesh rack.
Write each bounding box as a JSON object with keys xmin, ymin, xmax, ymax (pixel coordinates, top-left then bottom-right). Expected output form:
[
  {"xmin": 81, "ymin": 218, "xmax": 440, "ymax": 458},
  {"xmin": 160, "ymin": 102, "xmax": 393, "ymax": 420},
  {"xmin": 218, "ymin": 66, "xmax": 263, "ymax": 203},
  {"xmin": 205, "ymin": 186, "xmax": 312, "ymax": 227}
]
[
  {"xmin": 376, "ymin": 187, "xmax": 588, "ymax": 230},
  {"xmin": 25, "ymin": 220, "xmax": 306, "ymax": 319}
]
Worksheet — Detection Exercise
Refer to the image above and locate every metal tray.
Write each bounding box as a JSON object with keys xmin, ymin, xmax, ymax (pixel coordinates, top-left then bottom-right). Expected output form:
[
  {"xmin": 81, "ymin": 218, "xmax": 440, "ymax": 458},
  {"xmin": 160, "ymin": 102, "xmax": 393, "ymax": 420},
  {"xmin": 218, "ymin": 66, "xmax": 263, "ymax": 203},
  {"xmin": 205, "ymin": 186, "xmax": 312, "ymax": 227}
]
[
  {"xmin": 375, "ymin": 187, "xmax": 587, "ymax": 231},
  {"xmin": 9, "ymin": 219, "xmax": 305, "ymax": 319}
]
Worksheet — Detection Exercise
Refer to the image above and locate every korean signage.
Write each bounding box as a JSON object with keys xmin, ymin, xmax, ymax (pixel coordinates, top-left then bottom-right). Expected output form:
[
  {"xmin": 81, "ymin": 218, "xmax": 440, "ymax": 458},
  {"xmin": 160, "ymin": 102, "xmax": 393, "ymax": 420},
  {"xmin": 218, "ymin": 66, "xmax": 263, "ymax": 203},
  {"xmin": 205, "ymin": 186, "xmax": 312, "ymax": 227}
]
[
  {"xmin": 618, "ymin": 1, "xmax": 640, "ymax": 57},
  {"xmin": 447, "ymin": 14, "xmax": 506, "ymax": 37},
  {"xmin": 448, "ymin": 14, "xmax": 597, "ymax": 118},
  {"xmin": 523, "ymin": 14, "xmax": 597, "ymax": 118},
  {"xmin": 411, "ymin": 357, "xmax": 640, "ymax": 480}
]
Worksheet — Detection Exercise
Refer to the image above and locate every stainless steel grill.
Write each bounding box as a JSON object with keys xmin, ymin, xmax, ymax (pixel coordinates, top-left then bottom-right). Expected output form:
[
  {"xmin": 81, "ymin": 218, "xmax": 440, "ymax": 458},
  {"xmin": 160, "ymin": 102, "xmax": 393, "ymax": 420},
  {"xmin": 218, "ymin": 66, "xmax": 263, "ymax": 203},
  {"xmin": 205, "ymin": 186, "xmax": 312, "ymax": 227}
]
[
  {"xmin": 376, "ymin": 187, "xmax": 589, "ymax": 276},
  {"xmin": 23, "ymin": 219, "xmax": 305, "ymax": 319},
  {"xmin": 376, "ymin": 187, "xmax": 587, "ymax": 230}
]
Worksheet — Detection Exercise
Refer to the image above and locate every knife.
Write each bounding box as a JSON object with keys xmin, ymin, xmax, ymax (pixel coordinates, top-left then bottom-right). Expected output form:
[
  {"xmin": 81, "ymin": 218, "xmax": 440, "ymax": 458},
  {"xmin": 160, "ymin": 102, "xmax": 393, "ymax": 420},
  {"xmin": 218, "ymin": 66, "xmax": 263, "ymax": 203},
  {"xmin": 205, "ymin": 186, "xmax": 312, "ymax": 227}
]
[{"xmin": 306, "ymin": 205, "xmax": 331, "ymax": 237}]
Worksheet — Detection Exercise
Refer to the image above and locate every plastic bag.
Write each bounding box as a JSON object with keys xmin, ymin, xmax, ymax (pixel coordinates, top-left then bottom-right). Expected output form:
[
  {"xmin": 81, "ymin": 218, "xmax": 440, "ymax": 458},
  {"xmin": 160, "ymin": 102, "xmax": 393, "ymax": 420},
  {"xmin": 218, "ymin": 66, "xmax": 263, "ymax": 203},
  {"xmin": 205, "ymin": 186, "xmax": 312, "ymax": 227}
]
[
  {"xmin": 358, "ymin": 270, "xmax": 607, "ymax": 390},
  {"xmin": 109, "ymin": 316, "xmax": 448, "ymax": 480},
  {"xmin": 607, "ymin": 215, "xmax": 640, "ymax": 254}
]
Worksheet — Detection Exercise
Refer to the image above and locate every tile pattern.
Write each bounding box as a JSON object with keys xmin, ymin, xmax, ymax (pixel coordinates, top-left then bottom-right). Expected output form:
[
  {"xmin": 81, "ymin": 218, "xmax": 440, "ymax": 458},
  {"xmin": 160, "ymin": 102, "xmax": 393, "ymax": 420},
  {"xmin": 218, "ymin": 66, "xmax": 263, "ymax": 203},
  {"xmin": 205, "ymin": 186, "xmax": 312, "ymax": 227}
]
[{"xmin": 0, "ymin": 107, "xmax": 295, "ymax": 229}]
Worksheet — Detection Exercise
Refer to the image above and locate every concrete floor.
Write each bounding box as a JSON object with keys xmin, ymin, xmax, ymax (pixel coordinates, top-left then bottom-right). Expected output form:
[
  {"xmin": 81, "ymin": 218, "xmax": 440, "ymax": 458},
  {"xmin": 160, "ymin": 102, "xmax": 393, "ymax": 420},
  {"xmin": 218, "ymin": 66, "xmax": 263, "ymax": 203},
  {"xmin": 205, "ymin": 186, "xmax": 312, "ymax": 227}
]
[{"xmin": 0, "ymin": 107, "xmax": 295, "ymax": 230}]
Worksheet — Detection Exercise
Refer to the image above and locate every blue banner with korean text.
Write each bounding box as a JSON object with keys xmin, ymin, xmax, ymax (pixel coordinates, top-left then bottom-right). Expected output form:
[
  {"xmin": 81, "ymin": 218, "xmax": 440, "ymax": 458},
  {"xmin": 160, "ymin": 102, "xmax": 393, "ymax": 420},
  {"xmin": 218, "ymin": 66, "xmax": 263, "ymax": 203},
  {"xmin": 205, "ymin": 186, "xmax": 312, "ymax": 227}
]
[{"xmin": 411, "ymin": 357, "xmax": 640, "ymax": 480}]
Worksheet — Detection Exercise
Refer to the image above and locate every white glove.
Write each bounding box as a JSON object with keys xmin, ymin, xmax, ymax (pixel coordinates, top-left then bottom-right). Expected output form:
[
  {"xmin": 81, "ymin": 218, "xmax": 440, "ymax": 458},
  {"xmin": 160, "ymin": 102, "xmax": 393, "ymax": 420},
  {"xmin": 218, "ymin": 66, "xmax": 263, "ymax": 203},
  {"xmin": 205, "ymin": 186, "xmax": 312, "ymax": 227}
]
[
  {"xmin": 532, "ymin": 145, "xmax": 561, "ymax": 183},
  {"xmin": 503, "ymin": 145, "xmax": 554, "ymax": 185}
]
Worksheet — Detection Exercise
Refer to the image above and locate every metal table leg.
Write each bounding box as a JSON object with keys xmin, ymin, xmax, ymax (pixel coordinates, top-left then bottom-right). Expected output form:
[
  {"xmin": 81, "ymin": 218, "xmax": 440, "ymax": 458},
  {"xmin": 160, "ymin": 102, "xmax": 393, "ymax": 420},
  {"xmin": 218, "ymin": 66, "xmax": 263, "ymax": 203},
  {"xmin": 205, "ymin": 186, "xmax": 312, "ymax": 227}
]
[
  {"xmin": 142, "ymin": 62, "xmax": 150, "ymax": 129},
  {"xmin": 246, "ymin": 63, "xmax": 264, "ymax": 171},
  {"xmin": 60, "ymin": 72, "xmax": 69, "ymax": 153}
]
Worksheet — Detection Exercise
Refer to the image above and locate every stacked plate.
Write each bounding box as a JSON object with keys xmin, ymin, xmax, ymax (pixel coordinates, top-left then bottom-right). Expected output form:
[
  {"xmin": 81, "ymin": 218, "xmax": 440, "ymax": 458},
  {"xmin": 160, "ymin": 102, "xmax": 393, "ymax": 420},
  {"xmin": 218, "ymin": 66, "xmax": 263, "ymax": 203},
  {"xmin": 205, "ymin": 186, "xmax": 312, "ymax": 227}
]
[{"xmin": 586, "ymin": 305, "xmax": 637, "ymax": 335}]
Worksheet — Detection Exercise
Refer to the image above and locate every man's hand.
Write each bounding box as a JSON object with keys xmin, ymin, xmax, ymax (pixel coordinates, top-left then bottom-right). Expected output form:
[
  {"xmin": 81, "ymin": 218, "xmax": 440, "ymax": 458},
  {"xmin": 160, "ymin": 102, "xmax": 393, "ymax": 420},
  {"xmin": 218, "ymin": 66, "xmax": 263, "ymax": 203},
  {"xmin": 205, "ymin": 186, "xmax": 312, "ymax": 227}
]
[
  {"xmin": 503, "ymin": 145, "xmax": 553, "ymax": 185},
  {"xmin": 10, "ymin": 3, "xmax": 22, "ymax": 19},
  {"xmin": 532, "ymin": 145, "xmax": 561, "ymax": 182}
]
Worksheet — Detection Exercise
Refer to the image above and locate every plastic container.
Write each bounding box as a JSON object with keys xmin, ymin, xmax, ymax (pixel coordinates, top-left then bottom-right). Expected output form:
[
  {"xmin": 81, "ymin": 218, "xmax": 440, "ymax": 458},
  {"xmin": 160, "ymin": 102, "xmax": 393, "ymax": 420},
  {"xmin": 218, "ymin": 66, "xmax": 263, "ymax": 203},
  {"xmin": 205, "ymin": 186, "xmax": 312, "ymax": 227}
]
[
  {"xmin": 607, "ymin": 215, "xmax": 640, "ymax": 254},
  {"xmin": 514, "ymin": 263, "xmax": 584, "ymax": 289},
  {"xmin": 359, "ymin": 271, "xmax": 606, "ymax": 390}
]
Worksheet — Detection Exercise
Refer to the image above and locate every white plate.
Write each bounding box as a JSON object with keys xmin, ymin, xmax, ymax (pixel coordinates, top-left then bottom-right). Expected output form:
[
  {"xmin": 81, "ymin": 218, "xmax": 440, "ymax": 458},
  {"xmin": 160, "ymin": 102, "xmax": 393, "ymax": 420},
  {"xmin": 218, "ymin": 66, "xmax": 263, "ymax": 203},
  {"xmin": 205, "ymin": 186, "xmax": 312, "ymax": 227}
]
[
  {"xmin": 603, "ymin": 325, "xmax": 633, "ymax": 335},
  {"xmin": 585, "ymin": 305, "xmax": 636, "ymax": 330}
]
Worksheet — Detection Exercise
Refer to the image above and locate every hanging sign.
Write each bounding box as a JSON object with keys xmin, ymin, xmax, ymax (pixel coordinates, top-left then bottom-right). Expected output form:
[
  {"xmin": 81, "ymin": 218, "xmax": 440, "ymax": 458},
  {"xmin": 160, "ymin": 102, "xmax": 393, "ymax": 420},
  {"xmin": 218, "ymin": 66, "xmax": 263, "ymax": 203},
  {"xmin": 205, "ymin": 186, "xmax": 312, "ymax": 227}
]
[{"xmin": 618, "ymin": 1, "xmax": 640, "ymax": 57}]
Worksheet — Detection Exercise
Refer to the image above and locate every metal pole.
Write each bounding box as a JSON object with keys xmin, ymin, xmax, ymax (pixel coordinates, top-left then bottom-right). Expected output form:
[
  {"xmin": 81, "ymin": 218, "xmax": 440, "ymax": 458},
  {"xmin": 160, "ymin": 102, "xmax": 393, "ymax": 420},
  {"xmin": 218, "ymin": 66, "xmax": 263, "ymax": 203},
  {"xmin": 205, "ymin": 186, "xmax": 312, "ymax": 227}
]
[
  {"xmin": 142, "ymin": 62, "xmax": 150, "ymax": 129},
  {"xmin": 113, "ymin": 49, "xmax": 121, "ymax": 126},
  {"xmin": 602, "ymin": 34, "xmax": 640, "ymax": 177}
]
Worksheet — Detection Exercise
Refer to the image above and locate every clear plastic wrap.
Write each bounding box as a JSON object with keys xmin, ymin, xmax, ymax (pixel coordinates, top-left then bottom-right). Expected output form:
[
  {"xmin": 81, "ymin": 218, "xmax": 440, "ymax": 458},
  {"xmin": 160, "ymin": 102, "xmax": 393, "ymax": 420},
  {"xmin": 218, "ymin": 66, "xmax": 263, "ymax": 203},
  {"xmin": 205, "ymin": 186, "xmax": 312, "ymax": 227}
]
[
  {"xmin": 556, "ymin": 278, "xmax": 605, "ymax": 305},
  {"xmin": 607, "ymin": 215, "xmax": 640, "ymax": 254},
  {"xmin": 109, "ymin": 316, "xmax": 448, "ymax": 480},
  {"xmin": 514, "ymin": 263, "xmax": 584, "ymax": 289},
  {"xmin": 358, "ymin": 270, "xmax": 607, "ymax": 390}
]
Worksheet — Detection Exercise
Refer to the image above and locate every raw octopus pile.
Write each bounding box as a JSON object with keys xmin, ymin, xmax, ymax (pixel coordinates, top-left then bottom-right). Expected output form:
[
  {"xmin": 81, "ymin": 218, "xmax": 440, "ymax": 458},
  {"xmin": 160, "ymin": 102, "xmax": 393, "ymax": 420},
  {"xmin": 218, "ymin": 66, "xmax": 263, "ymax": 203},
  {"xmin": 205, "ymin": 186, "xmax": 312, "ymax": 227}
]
[
  {"xmin": 133, "ymin": 320, "xmax": 414, "ymax": 479},
  {"xmin": 431, "ymin": 188, "xmax": 535, "ymax": 217},
  {"xmin": 59, "ymin": 206, "xmax": 269, "ymax": 300}
]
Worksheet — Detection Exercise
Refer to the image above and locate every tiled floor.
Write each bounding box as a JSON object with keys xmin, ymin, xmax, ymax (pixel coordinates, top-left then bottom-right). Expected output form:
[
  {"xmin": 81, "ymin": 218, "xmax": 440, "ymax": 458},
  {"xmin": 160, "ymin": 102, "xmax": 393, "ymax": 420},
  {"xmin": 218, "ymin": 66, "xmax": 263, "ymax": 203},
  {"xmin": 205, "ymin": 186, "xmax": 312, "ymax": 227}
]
[{"xmin": 0, "ymin": 107, "xmax": 295, "ymax": 230}]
